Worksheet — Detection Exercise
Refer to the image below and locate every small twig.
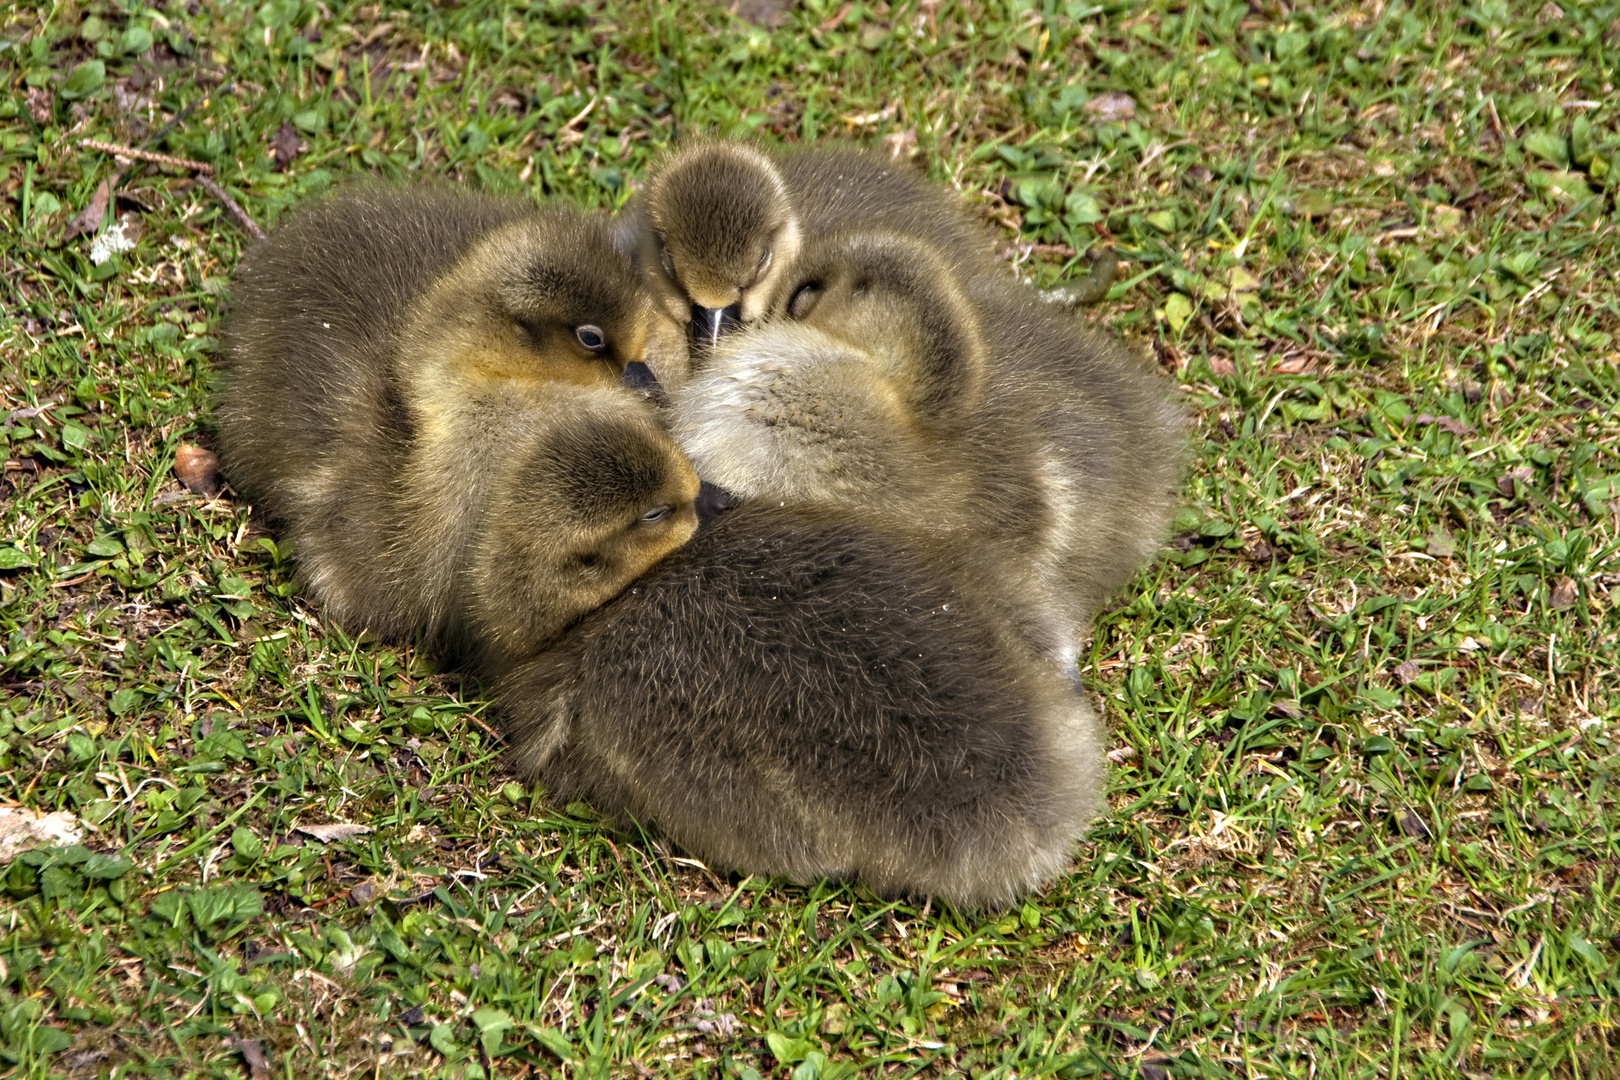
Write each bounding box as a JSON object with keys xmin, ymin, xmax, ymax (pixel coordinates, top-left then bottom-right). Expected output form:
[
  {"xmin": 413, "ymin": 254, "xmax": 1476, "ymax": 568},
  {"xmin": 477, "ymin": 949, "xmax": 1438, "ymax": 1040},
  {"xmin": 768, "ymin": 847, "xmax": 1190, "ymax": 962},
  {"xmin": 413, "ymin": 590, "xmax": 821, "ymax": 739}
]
[
  {"xmin": 465, "ymin": 711, "xmax": 504, "ymax": 743},
  {"xmin": 842, "ymin": 101, "xmax": 899, "ymax": 128},
  {"xmin": 4, "ymin": 399, "xmax": 58, "ymax": 427},
  {"xmin": 563, "ymin": 95, "xmax": 599, "ymax": 130},
  {"xmin": 83, "ymin": 135, "xmax": 263, "ymax": 239},
  {"xmin": 553, "ymin": 94, "xmax": 599, "ymax": 144},
  {"xmin": 193, "ymin": 176, "xmax": 266, "ymax": 240},
  {"xmin": 80, "ymin": 138, "xmax": 215, "ymax": 175}
]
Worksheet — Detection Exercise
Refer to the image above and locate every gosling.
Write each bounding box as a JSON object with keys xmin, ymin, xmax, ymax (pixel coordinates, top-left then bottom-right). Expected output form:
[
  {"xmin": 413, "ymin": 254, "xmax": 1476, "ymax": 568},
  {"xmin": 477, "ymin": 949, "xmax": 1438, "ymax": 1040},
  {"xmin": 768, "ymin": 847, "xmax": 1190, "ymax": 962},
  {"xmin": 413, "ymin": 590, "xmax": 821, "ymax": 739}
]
[
  {"xmin": 625, "ymin": 139, "xmax": 1006, "ymax": 355},
  {"xmin": 217, "ymin": 186, "xmax": 695, "ymax": 654},
  {"xmin": 669, "ymin": 228, "xmax": 1186, "ymax": 668},
  {"xmin": 496, "ymin": 500, "xmax": 1106, "ymax": 909}
]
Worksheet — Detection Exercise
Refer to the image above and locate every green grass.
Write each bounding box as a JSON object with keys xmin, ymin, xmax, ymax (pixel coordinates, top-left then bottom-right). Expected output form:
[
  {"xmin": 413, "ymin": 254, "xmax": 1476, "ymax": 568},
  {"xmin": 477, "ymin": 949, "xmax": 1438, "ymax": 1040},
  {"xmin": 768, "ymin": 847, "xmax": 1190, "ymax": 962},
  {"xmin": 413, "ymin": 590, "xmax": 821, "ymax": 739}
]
[{"xmin": 2, "ymin": 0, "xmax": 1618, "ymax": 1076}]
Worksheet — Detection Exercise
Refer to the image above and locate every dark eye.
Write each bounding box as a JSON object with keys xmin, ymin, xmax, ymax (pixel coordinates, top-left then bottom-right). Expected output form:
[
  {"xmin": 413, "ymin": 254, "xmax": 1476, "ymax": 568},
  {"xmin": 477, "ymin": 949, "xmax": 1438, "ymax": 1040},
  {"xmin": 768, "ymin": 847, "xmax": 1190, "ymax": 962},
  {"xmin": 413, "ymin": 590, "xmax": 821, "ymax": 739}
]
[
  {"xmin": 787, "ymin": 283, "xmax": 821, "ymax": 320},
  {"xmin": 576, "ymin": 325, "xmax": 607, "ymax": 352},
  {"xmin": 638, "ymin": 504, "xmax": 673, "ymax": 526}
]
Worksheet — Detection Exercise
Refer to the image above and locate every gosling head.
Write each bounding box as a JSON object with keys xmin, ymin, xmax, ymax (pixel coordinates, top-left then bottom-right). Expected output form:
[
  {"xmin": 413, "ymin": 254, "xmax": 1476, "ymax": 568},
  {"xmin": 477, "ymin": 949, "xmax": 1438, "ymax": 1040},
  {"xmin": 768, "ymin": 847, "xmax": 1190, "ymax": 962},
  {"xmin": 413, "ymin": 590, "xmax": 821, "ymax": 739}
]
[
  {"xmin": 473, "ymin": 390, "xmax": 702, "ymax": 659},
  {"xmin": 770, "ymin": 229, "xmax": 989, "ymax": 420},
  {"xmin": 411, "ymin": 210, "xmax": 657, "ymax": 389},
  {"xmin": 642, "ymin": 141, "xmax": 805, "ymax": 353},
  {"xmin": 669, "ymin": 230, "xmax": 989, "ymax": 511}
]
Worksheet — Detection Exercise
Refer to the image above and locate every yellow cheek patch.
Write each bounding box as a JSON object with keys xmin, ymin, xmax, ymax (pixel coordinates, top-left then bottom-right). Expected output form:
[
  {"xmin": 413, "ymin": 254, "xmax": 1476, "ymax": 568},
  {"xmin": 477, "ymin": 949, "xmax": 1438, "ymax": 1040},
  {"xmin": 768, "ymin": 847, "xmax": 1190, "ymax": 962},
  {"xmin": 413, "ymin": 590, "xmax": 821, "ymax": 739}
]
[
  {"xmin": 618, "ymin": 309, "xmax": 651, "ymax": 366},
  {"xmin": 632, "ymin": 510, "xmax": 700, "ymax": 575},
  {"xmin": 684, "ymin": 275, "xmax": 743, "ymax": 311},
  {"xmin": 465, "ymin": 345, "xmax": 620, "ymax": 388},
  {"xmin": 406, "ymin": 323, "xmax": 623, "ymax": 407},
  {"xmin": 402, "ymin": 341, "xmax": 627, "ymax": 480}
]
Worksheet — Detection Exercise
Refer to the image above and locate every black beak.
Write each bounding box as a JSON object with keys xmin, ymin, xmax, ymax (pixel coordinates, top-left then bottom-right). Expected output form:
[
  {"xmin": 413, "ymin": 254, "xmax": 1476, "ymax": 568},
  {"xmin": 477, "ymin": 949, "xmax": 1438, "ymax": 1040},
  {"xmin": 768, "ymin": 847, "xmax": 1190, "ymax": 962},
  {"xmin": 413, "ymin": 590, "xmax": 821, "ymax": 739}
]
[
  {"xmin": 695, "ymin": 481, "xmax": 739, "ymax": 527},
  {"xmin": 620, "ymin": 361, "xmax": 668, "ymax": 407},
  {"xmin": 688, "ymin": 302, "xmax": 743, "ymax": 355}
]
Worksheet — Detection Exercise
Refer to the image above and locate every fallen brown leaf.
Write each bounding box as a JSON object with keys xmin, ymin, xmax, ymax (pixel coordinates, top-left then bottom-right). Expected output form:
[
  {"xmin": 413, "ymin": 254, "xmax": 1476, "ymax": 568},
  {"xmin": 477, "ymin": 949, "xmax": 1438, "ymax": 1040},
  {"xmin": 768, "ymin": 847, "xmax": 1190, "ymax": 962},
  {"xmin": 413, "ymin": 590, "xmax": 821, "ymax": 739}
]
[
  {"xmin": 1396, "ymin": 809, "xmax": 1431, "ymax": 839},
  {"xmin": 1497, "ymin": 466, "xmax": 1534, "ymax": 497},
  {"xmin": 64, "ymin": 178, "xmax": 113, "ymax": 241},
  {"xmin": 234, "ymin": 1037, "xmax": 271, "ymax": 1080},
  {"xmin": 1393, "ymin": 660, "xmax": 1421, "ymax": 685},
  {"xmin": 1549, "ymin": 576, "xmax": 1578, "ymax": 609},
  {"xmin": 272, "ymin": 122, "xmax": 303, "ymax": 171},
  {"xmin": 174, "ymin": 443, "xmax": 222, "ymax": 496},
  {"xmin": 1208, "ymin": 356, "xmax": 1236, "ymax": 377}
]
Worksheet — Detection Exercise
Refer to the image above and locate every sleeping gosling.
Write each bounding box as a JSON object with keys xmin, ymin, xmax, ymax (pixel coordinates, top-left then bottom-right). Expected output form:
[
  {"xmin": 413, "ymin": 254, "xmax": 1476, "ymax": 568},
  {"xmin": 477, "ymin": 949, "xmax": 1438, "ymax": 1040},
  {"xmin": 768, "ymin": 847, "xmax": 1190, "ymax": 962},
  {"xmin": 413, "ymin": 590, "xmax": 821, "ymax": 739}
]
[
  {"xmin": 217, "ymin": 186, "xmax": 693, "ymax": 654},
  {"xmin": 625, "ymin": 139, "xmax": 1006, "ymax": 357},
  {"xmin": 496, "ymin": 501, "xmax": 1105, "ymax": 909},
  {"xmin": 669, "ymin": 227, "xmax": 1186, "ymax": 669}
]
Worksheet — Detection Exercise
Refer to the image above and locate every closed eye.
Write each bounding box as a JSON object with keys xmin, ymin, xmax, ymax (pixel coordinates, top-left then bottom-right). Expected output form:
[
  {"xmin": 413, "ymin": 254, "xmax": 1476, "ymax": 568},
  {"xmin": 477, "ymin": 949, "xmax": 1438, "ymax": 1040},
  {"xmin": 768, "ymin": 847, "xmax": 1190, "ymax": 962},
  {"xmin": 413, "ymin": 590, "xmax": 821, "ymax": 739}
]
[
  {"xmin": 638, "ymin": 504, "xmax": 674, "ymax": 526},
  {"xmin": 787, "ymin": 282, "xmax": 822, "ymax": 319}
]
